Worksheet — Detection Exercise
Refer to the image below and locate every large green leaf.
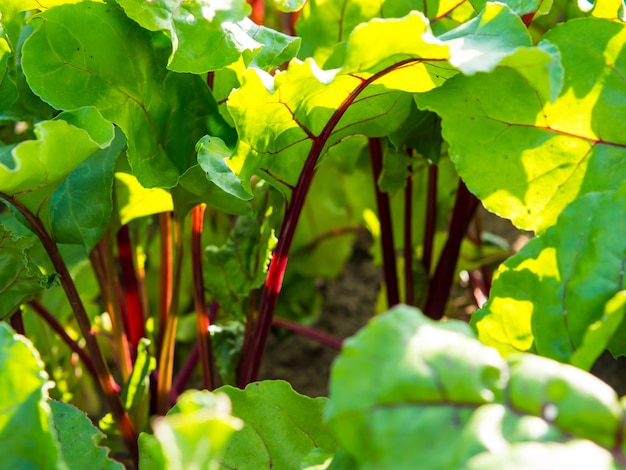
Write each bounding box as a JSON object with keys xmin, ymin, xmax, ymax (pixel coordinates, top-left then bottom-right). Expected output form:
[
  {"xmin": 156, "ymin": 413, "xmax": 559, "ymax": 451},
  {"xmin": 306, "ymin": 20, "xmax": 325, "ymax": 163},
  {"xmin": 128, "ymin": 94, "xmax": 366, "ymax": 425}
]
[
  {"xmin": 219, "ymin": 381, "xmax": 338, "ymax": 468},
  {"xmin": 296, "ymin": 0, "xmax": 474, "ymax": 64},
  {"xmin": 0, "ymin": 115, "xmax": 113, "ymax": 233},
  {"xmin": 326, "ymin": 305, "xmax": 626, "ymax": 469},
  {"xmin": 420, "ymin": 17, "xmax": 626, "ymax": 232},
  {"xmin": 117, "ymin": 0, "xmax": 300, "ymax": 73},
  {"xmin": 472, "ymin": 186, "xmax": 626, "ymax": 366},
  {"xmin": 21, "ymin": 2, "xmax": 222, "ymax": 189},
  {"xmin": 138, "ymin": 390, "xmax": 243, "ymax": 470},
  {"xmin": 0, "ymin": 322, "xmax": 66, "ymax": 469},
  {"xmin": 50, "ymin": 400, "xmax": 123, "ymax": 470},
  {"xmin": 49, "ymin": 128, "xmax": 125, "ymax": 251}
]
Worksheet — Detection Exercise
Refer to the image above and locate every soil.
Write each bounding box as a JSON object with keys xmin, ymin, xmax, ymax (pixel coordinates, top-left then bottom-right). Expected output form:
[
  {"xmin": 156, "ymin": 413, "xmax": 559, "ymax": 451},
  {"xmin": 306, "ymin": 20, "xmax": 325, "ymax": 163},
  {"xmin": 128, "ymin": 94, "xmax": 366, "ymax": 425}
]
[{"xmin": 258, "ymin": 206, "xmax": 626, "ymax": 398}]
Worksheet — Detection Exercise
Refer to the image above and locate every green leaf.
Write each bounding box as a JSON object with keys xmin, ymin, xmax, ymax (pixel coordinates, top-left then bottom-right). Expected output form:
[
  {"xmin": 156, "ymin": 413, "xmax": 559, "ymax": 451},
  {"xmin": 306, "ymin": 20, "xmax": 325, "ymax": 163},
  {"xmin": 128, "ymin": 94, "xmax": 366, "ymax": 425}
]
[
  {"xmin": 242, "ymin": 19, "xmax": 301, "ymax": 70},
  {"xmin": 229, "ymin": 13, "xmax": 456, "ymax": 194},
  {"xmin": 122, "ymin": 338, "xmax": 155, "ymax": 433},
  {"xmin": 420, "ymin": 17, "xmax": 626, "ymax": 232},
  {"xmin": 49, "ymin": 128, "xmax": 125, "ymax": 251},
  {"xmin": 472, "ymin": 186, "xmax": 626, "ymax": 367},
  {"xmin": 172, "ymin": 164, "xmax": 253, "ymax": 217},
  {"xmin": 296, "ymin": 0, "xmax": 472, "ymax": 64},
  {"xmin": 326, "ymin": 305, "xmax": 626, "ymax": 469},
  {"xmin": 140, "ymin": 390, "xmax": 243, "ymax": 470},
  {"xmin": 0, "ymin": 225, "xmax": 48, "ymax": 317},
  {"xmin": 22, "ymin": 3, "xmax": 220, "ymax": 189},
  {"xmin": 116, "ymin": 0, "xmax": 261, "ymax": 73},
  {"xmin": 50, "ymin": 400, "xmax": 123, "ymax": 470},
  {"xmin": 0, "ymin": 322, "xmax": 66, "ymax": 469},
  {"xmin": 0, "ymin": 118, "xmax": 108, "ymax": 233},
  {"xmin": 571, "ymin": 291, "xmax": 626, "ymax": 370},
  {"xmin": 196, "ymin": 135, "xmax": 252, "ymax": 200},
  {"xmin": 219, "ymin": 381, "xmax": 338, "ymax": 468},
  {"xmin": 203, "ymin": 215, "xmax": 275, "ymax": 317},
  {"xmin": 440, "ymin": 3, "xmax": 531, "ymax": 74}
]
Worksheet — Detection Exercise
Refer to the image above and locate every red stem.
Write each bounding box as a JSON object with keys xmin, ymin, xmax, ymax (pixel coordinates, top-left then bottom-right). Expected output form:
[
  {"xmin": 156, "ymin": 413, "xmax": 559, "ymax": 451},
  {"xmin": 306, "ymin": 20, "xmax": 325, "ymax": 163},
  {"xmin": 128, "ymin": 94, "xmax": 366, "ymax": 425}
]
[
  {"xmin": 117, "ymin": 224, "xmax": 145, "ymax": 353},
  {"xmin": 272, "ymin": 317, "xmax": 343, "ymax": 350},
  {"xmin": 423, "ymin": 181, "xmax": 479, "ymax": 320},
  {"xmin": 191, "ymin": 204, "xmax": 215, "ymax": 390},
  {"xmin": 237, "ymin": 58, "xmax": 426, "ymax": 386},
  {"xmin": 28, "ymin": 299, "xmax": 99, "ymax": 380},
  {"xmin": 9, "ymin": 309, "xmax": 25, "ymax": 335},
  {"xmin": 369, "ymin": 137, "xmax": 400, "ymax": 307}
]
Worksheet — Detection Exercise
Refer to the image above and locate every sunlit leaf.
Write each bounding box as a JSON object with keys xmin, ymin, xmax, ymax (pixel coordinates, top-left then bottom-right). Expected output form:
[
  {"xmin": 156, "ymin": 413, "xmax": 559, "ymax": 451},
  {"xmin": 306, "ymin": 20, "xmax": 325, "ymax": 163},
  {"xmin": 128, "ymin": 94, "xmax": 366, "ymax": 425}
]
[
  {"xmin": 420, "ymin": 17, "xmax": 626, "ymax": 232},
  {"xmin": 472, "ymin": 186, "xmax": 626, "ymax": 367},
  {"xmin": 0, "ymin": 118, "xmax": 111, "ymax": 232}
]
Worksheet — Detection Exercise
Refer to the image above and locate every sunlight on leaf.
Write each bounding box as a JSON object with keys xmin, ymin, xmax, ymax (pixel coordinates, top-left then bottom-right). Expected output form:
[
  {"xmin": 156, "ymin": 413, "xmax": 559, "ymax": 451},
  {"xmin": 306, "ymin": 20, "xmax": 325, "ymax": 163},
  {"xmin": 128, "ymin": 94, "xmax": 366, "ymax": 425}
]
[
  {"xmin": 113, "ymin": 173, "xmax": 173, "ymax": 227},
  {"xmin": 420, "ymin": 17, "xmax": 626, "ymax": 232},
  {"xmin": 473, "ymin": 186, "xmax": 626, "ymax": 367}
]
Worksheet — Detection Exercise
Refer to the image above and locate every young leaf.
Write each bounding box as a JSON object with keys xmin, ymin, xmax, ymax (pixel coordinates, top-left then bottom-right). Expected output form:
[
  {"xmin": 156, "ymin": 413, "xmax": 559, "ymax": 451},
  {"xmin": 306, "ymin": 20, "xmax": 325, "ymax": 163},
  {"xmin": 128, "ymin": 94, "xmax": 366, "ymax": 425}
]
[
  {"xmin": 219, "ymin": 381, "xmax": 338, "ymax": 469},
  {"xmin": 121, "ymin": 338, "xmax": 155, "ymax": 433},
  {"xmin": 203, "ymin": 215, "xmax": 276, "ymax": 317},
  {"xmin": 0, "ymin": 225, "xmax": 48, "ymax": 317},
  {"xmin": 116, "ymin": 0, "xmax": 259, "ymax": 73},
  {"xmin": 326, "ymin": 305, "xmax": 626, "ymax": 469},
  {"xmin": 0, "ymin": 322, "xmax": 65, "ymax": 469},
  {"xmin": 420, "ymin": 17, "xmax": 626, "ymax": 232},
  {"xmin": 139, "ymin": 390, "xmax": 243, "ymax": 470},
  {"xmin": 196, "ymin": 135, "xmax": 253, "ymax": 200},
  {"xmin": 22, "ymin": 3, "xmax": 222, "ymax": 189},
  {"xmin": 50, "ymin": 400, "xmax": 123, "ymax": 470},
  {"xmin": 472, "ymin": 186, "xmax": 626, "ymax": 366}
]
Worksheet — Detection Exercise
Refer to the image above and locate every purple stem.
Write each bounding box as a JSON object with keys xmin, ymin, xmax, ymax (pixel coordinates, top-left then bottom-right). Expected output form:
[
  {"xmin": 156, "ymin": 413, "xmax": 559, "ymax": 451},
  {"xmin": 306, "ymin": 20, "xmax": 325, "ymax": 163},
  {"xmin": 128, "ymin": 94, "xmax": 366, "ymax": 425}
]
[
  {"xmin": 404, "ymin": 154, "xmax": 415, "ymax": 306},
  {"xmin": 272, "ymin": 317, "xmax": 343, "ymax": 350},
  {"xmin": 369, "ymin": 137, "xmax": 399, "ymax": 307},
  {"xmin": 423, "ymin": 181, "xmax": 479, "ymax": 320},
  {"xmin": 422, "ymin": 163, "xmax": 438, "ymax": 275}
]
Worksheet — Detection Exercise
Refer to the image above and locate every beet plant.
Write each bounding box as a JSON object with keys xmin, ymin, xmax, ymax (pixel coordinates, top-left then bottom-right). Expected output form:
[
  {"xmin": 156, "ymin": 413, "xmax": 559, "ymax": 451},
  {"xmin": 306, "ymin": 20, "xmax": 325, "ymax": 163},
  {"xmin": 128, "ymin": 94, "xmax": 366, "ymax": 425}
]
[{"xmin": 0, "ymin": 0, "xmax": 625, "ymax": 468}]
